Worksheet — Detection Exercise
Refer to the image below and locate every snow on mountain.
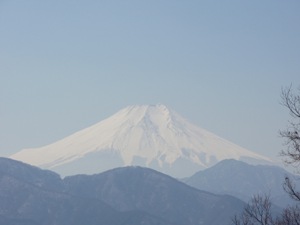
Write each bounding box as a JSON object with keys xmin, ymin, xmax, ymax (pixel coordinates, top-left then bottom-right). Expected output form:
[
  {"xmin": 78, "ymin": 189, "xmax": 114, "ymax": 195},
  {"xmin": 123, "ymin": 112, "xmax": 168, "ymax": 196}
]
[{"xmin": 10, "ymin": 104, "xmax": 272, "ymax": 177}]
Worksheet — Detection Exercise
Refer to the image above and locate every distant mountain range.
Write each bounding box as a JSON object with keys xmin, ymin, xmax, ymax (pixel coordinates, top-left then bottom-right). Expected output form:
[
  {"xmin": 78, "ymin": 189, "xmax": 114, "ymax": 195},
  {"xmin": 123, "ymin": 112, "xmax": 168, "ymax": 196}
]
[
  {"xmin": 10, "ymin": 104, "xmax": 271, "ymax": 177},
  {"xmin": 0, "ymin": 157, "xmax": 244, "ymax": 225},
  {"xmin": 184, "ymin": 159, "xmax": 300, "ymax": 207}
]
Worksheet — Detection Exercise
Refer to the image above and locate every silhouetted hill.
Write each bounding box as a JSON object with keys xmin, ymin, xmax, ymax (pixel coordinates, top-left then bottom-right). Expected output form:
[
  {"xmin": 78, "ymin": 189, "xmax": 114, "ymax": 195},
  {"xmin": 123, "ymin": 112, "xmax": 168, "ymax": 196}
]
[
  {"xmin": 184, "ymin": 159, "xmax": 299, "ymax": 207},
  {"xmin": 64, "ymin": 166, "xmax": 245, "ymax": 225},
  {"xmin": 0, "ymin": 157, "xmax": 248, "ymax": 225},
  {"xmin": 0, "ymin": 157, "xmax": 175, "ymax": 225}
]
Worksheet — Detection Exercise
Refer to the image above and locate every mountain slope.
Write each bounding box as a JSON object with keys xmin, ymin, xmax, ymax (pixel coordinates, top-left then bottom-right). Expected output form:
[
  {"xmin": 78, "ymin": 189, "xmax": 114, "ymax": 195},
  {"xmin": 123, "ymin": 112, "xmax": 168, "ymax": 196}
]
[
  {"xmin": 184, "ymin": 159, "xmax": 299, "ymax": 207},
  {"xmin": 64, "ymin": 166, "xmax": 245, "ymax": 225},
  {"xmin": 0, "ymin": 157, "xmax": 176, "ymax": 225},
  {"xmin": 0, "ymin": 157, "xmax": 245, "ymax": 225},
  {"xmin": 11, "ymin": 104, "xmax": 271, "ymax": 177}
]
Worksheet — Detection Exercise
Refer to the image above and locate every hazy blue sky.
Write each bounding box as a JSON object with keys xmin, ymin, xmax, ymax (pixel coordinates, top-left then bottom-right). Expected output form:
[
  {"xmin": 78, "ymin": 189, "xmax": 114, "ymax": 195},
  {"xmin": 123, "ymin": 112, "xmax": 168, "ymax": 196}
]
[{"xmin": 0, "ymin": 1, "xmax": 299, "ymax": 162}]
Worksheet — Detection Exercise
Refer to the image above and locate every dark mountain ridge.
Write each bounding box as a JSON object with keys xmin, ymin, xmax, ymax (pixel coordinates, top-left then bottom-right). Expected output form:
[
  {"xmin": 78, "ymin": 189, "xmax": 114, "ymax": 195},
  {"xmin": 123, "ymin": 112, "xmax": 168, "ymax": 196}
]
[
  {"xmin": 0, "ymin": 157, "xmax": 245, "ymax": 225},
  {"xmin": 64, "ymin": 166, "xmax": 245, "ymax": 225},
  {"xmin": 0, "ymin": 157, "xmax": 173, "ymax": 225}
]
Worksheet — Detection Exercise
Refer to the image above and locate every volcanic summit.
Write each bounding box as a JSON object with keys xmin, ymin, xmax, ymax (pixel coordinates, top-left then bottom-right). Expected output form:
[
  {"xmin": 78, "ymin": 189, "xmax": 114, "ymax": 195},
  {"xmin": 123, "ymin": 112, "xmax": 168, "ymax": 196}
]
[{"xmin": 11, "ymin": 104, "xmax": 271, "ymax": 177}]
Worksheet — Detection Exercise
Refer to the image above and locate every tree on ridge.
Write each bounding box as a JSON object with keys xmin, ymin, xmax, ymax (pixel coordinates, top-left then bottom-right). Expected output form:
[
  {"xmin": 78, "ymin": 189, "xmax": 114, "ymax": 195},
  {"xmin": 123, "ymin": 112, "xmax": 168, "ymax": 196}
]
[{"xmin": 233, "ymin": 85, "xmax": 300, "ymax": 225}]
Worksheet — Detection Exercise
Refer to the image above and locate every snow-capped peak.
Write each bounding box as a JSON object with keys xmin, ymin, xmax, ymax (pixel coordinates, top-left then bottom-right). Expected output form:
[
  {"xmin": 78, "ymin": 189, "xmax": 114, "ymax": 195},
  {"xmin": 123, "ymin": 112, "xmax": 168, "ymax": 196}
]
[{"xmin": 10, "ymin": 104, "xmax": 272, "ymax": 177}]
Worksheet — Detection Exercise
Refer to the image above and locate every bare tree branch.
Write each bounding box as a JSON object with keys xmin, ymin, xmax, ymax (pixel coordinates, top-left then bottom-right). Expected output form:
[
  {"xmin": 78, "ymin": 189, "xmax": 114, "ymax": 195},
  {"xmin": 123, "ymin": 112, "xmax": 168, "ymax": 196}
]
[
  {"xmin": 233, "ymin": 85, "xmax": 300, "ymax": 225},
  {"xmin": 275, "ymin": 205, "xmax": 300, "ymax": 225},
  {"xmin": 232, "ymin": 194, "xmax": 273, "ymax": 225},
  {"xmin": 280, "ymin": 85, "xmax": 300, "ymax": 169},
  {"xmin": 283, "ymin": 176, "xmax": 300, "ymax": 202},
  {"xmin": 281, "ymin": 85, "xmax": 300, "ymax": 119}
]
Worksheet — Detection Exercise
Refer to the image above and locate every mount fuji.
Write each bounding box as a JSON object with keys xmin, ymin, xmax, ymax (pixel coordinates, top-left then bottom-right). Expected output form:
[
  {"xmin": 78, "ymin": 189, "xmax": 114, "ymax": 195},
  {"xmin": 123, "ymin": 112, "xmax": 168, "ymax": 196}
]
[{"xmin": 11, "ymin": 104, "xmax": 271, "ymax": 177}]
